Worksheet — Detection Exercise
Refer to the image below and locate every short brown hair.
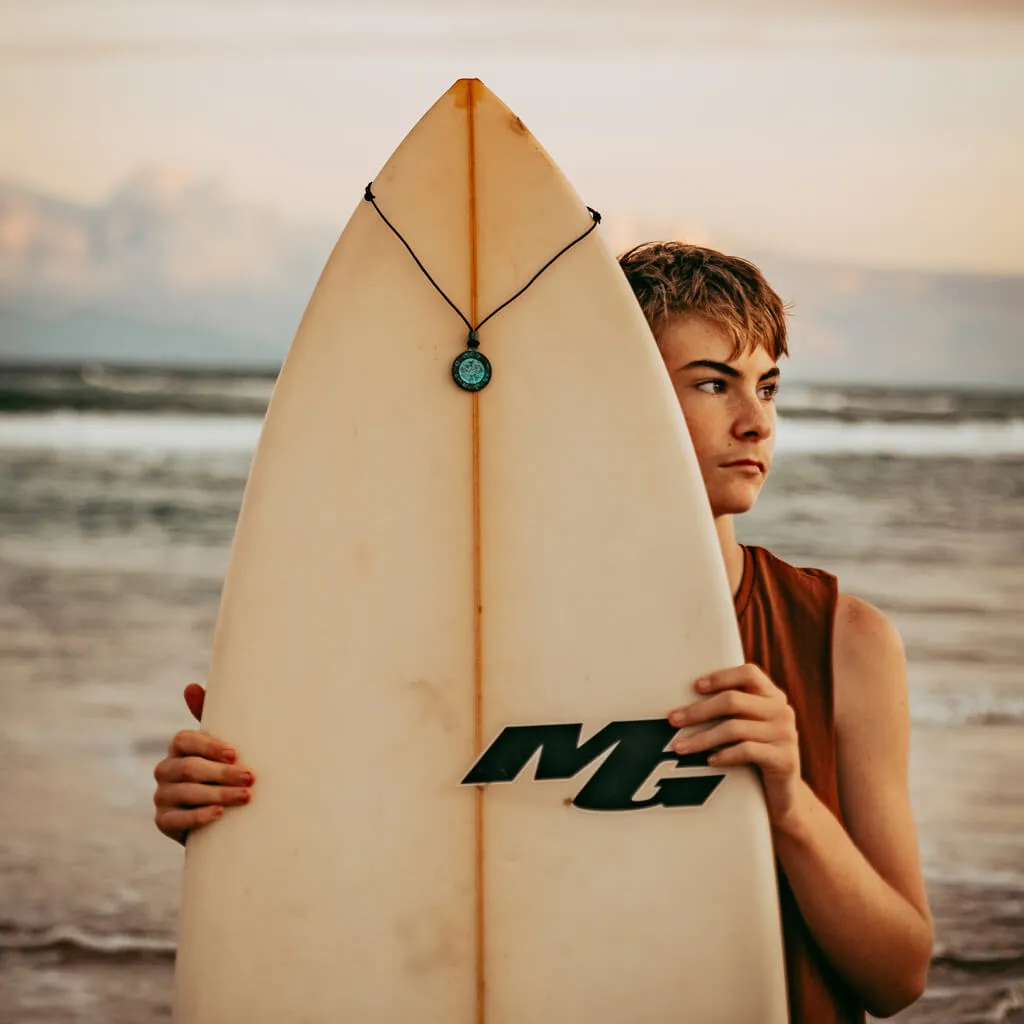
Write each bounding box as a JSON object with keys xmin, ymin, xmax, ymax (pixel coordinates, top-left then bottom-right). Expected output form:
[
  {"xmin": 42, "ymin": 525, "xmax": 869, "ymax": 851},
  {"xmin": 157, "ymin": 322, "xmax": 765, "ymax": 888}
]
[{"xmin": 618, "ymin": 242, "xmax": 788, "ymax": 359}]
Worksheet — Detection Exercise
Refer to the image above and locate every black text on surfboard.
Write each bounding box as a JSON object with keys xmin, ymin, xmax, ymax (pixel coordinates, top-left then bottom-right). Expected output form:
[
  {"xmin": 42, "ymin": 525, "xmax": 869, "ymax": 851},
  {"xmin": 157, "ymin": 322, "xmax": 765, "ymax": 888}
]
[{"xmin": 461, "ymin": 719, "xmax": 725, "ymax": 811}]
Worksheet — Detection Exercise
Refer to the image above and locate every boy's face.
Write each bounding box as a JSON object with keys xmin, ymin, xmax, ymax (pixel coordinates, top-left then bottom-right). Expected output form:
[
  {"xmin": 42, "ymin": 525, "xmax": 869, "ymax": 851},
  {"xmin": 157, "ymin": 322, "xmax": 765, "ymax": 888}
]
[{"xmin": 656, "ymin": 314, "xmax": 779, "ymax": 519}]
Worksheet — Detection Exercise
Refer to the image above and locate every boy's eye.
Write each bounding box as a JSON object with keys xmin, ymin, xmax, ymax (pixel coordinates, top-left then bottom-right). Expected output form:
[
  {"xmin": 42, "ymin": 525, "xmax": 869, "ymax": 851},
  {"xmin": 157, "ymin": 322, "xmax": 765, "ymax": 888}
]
[{"xmin": 693, "ymin": 378, "xmax": 779, "ymax": 399}]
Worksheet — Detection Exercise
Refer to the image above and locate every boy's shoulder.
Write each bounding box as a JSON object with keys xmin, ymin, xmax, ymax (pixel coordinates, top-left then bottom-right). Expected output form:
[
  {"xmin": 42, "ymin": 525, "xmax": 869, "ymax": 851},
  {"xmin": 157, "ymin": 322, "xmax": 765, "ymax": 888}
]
[
  {"xmin": 834, "ymin": 592, "xmax": 905, "ymax": 678},
  {"xmin": 746, "ymin": 543, "xmax": 902, "ymax": 663}
]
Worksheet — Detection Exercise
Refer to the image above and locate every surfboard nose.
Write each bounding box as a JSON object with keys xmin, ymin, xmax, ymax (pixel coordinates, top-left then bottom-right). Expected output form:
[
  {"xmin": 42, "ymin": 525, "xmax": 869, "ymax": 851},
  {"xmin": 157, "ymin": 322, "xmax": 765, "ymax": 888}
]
[{"xmin": 449, "ymin": 77, "xmax": 489, "ymax": 108}]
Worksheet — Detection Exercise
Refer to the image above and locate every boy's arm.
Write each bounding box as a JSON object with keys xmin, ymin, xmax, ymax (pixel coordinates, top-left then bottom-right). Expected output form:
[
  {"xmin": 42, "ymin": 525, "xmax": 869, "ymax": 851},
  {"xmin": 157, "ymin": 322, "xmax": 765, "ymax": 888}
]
[
  {"xmin": 668, "ymin": 593, "xmax": 932, "ymax": 1017},
  {"xmin": 770, "ymin": 593, "xmax": 933, "ymax": 1017}
]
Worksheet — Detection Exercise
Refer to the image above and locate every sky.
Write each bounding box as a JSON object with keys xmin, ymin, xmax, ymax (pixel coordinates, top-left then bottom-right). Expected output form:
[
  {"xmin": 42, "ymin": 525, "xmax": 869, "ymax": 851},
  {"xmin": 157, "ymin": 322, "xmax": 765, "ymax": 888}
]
[{"xmin": 3, "ymin": 0, "xmax": 1023, "ymax": 276}]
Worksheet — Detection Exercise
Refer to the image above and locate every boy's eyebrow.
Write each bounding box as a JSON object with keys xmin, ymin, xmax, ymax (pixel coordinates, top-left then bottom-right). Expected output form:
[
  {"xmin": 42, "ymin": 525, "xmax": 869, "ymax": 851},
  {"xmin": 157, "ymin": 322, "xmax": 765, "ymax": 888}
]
[{"xmin": 682, "ymin": 359, "xmax": 781, "ymax": 382}]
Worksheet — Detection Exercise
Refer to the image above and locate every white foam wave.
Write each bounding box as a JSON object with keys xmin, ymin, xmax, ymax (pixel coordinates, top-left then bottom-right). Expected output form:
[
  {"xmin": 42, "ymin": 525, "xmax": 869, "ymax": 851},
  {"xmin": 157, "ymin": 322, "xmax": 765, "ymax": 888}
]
[
  {"xmin": 776, "ymin": 417, "xmax": 1024, "ymax": 457},
  {"xmin": 777, "ymin": 387, "xmax": 962, "ymax": 418},
  {"xmin": 0, "ymin": 412, "xmax": 262, "ymax": 454},
  {"xmin": 0, "ymin": 411, "xmax": 1022, "ymax": 458},
  {"xmin": 910, "ymin": 690, "xmax": 1024, "ymax": 728},
  {"xmin": 925, "ymin": 863, "xmax": 1024, "ymax": 890},
  {"xmin": 0, "ymin": 923, "xmax": 176, "ymax": 957}
]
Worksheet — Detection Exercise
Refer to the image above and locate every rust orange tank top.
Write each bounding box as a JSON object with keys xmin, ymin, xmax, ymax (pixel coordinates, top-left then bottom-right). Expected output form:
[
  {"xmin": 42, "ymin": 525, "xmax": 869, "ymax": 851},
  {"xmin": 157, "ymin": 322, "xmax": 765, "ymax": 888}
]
[{"xmin": 734, "ymin": 544, "xmax": 865, "ymax": 1024}]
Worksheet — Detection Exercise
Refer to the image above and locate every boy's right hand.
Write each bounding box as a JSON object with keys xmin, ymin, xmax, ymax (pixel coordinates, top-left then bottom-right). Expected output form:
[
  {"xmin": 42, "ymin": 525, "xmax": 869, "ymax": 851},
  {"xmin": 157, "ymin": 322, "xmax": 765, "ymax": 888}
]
[{"xmin": 153, "ymin": 683, "xmax": 255, "ymax": 846}]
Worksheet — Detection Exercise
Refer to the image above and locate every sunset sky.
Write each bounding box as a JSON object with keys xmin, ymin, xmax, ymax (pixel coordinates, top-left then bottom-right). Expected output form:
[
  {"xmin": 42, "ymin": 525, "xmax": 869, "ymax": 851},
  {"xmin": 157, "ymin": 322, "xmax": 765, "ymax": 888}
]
[{"xmin": 3, "ymin": 0, "xmax": 1022, "ymax": 276}]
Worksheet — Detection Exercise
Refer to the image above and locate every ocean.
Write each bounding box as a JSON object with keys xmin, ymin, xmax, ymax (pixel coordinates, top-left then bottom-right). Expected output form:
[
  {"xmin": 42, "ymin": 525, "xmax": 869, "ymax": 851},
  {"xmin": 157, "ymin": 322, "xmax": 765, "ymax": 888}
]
[{"xmin": 0, "ymin": 365, "xmax": 1022, "ymax": 1023}]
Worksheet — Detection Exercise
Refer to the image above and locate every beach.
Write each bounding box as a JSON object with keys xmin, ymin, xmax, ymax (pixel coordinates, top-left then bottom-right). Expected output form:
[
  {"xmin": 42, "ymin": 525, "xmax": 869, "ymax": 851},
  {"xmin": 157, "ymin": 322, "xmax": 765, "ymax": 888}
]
[{"xmin": 1, "ymin": 368, "xmax": 1022, "ymax": 1022}]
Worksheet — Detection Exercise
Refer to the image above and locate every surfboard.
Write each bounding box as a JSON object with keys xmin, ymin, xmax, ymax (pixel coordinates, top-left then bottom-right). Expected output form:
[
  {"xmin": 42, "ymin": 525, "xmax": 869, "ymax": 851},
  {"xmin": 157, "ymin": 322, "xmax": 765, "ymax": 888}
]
[{"xmin": 173, "ymin": 78, "xmax": 788, "ymax": 1023}]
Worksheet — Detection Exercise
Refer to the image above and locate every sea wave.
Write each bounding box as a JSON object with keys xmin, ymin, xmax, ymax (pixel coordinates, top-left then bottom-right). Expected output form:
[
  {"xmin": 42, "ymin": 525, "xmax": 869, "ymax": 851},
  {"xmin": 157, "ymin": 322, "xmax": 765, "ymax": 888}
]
[
  {"xmin": 909, "ymin": 984, "xmax": 1024, "ymax": 1024},
  {"xmin": 910, "ymin": 692, "xmax": 1024, "ymax": 728},
  {"xmin": 0, "ymin": 412, "xmax": 262, "ymax": 453},
  {"xmin": 0, "ymin": 924, "xmax": 175, "ymax": 962},
  {"xmin": 776, "ymin": 417, "xmax": 1024, "ymax": 456},
  {"xmin": 1, "ymin": 411, "xmax": 1023, "ymax": 458},
  {"xmin": 5, "ymin": 922, "xmax": 1022, "ymax": 974},
  {"xmin": 3, "ymin": 367, "xmax": 1021, "ymax": 424},
  {"xmin": 932, "ymin": 951, "xmax": 1024, "ymax": 978},
  {"xmin": 777, "ymin": 385, "xmax": 1022, "ymax": 425},
  {"xmin": 0, "ymin": 365, "xmax": 275, "ymax": 416},
  {"xmin": 5, "ymin": 921, "xmax": 1021, "ymax": 1014}
]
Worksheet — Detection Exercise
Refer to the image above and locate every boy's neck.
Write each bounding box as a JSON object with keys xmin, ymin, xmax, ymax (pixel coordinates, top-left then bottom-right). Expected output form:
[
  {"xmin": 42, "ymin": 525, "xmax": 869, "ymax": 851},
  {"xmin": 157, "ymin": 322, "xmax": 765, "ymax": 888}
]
[{"xmin": 715, "ymin": 515, "xmax": 746, "ymax": 599}]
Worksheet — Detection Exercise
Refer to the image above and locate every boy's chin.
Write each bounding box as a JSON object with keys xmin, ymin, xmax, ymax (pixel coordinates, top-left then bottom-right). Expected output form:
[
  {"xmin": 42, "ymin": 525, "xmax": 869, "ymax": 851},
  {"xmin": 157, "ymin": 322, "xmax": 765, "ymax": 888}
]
[{"xmin": 708, "ymin": 487, "xmax": 761, "ymax": 518}]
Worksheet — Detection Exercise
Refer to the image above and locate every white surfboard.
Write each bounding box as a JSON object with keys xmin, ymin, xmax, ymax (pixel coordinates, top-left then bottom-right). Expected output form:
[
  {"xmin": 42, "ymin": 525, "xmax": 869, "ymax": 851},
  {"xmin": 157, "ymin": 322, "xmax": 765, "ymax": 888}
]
[{"xmin": 173, "ymin": 78, "xmax": 787, "ymax": 1023}]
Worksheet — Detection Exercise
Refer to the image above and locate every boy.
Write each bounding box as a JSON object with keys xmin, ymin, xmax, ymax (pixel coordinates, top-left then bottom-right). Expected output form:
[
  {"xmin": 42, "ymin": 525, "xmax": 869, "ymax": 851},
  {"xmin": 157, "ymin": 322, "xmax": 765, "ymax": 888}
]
[{"xmin": 153, "ymin": 243, "xmax": 932, "ymax": 1021}]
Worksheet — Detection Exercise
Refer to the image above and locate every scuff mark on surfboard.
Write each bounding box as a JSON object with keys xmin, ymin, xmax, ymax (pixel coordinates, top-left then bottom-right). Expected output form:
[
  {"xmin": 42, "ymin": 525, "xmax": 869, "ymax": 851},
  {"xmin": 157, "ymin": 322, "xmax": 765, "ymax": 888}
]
[
  {"xmin": 351, "ymin": 541, "xmax": 374, "ymax": 579},
  {"xmin": 397, "ymin": 908, "xmax": 465, "ymax": 976},
  {"xmin": 408, "ymin": 677, "xmax": 458, "ymax": 734}
]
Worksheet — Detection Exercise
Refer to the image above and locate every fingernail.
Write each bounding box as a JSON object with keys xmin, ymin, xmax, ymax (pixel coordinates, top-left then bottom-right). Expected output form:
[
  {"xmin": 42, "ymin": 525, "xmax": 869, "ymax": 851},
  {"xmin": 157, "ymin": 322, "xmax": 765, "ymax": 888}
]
[
  {"xmin": 673, "ymin": 738, "xmax": 691, "ymax": 754},
  {"xmin": 238, "ymin": 771, "xmax": 254, "ymax": 786},
  {"xmin": 695, "ymin": 677, "xmax": 709, "ymax": 692},
  {"xmin": 212, "ymin": 807, "xmax": 224, "ymax": 818},
  {"xmin": 221, "ymin": 747, "xmax": 237, "ymax": 762},
  {"xmin": 669, "ymin": 710, "xmax": 686, "ymax": 726},
  {"xmin": 237, "ymin": 790, "xmax": 251, "ymax": 804}
]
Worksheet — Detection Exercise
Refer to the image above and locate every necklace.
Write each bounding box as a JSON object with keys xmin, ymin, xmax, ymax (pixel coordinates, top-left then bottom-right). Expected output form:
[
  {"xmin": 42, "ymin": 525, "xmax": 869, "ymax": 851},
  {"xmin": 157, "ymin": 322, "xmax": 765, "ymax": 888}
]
[{"xmin": 364, "ymin": 183, "xmax": 601, "ymax": 392}]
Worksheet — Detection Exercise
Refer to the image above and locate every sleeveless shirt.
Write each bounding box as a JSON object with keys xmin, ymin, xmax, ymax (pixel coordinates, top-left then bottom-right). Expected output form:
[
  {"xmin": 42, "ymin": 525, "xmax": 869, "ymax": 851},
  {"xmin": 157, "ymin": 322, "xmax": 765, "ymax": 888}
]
[{"xmin": 733, "ymin": 544, "xmax": 866, "ymax": 1024}]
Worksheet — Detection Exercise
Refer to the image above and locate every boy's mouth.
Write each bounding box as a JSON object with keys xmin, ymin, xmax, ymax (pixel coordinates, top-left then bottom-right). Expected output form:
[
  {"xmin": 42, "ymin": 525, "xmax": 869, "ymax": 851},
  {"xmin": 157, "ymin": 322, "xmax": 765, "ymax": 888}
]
[{"xmin": 722, "ymin": 458, "xmax": 765, "ymax": 473}]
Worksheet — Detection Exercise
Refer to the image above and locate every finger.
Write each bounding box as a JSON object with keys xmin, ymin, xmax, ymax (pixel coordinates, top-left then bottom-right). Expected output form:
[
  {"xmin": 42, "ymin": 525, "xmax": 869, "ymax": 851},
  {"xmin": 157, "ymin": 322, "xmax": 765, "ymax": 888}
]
[
  {"xmin": 154, "ymin": 781, "xmax": 253, "ymax": 809},
  {"xmin": 156, "ymin": 804, "xmax": 224, "ymax": 840},
  {"xmin": 706, "ymin": 740, "xmax": 790, "ymax": 769},
  {"xmin": 673, "ymin": 718, "xmax": 776, "ymax": 755},
  {"xmin": 166, "ymin": 729, "xmax": 236, "ymax": 763},
  {"xmin": 694, "ymin": 664, "xmax": 774, "ymax": 697},
  {"xmin": 669, "ymin": 689, "xmax": 771, "ymax": 727},
  {"xmin": 154, "ymin": 755, "xmax": 254, "ymax": 787},
  {"xmin": 183, "ymin": 683, "xmax": 206, "ymax": 723}
]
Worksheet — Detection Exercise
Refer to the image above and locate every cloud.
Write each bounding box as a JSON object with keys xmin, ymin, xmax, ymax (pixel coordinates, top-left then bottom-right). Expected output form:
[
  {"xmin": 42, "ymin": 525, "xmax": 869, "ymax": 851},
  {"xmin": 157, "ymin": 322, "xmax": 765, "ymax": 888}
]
[
  {"xmin": 1, "ymin": 171, "xmax": 1021, "ymax": 385},
  {"xmin": 0, "ymin": 169, "xmax": 332, "ymax": 304},
  {"xmin": 757, "ymin": 255, "xmax": 1024, "ymax": 385},
  {"xmin": 0, "ymin": 172, "xmax": 334, "ymax": 362}
]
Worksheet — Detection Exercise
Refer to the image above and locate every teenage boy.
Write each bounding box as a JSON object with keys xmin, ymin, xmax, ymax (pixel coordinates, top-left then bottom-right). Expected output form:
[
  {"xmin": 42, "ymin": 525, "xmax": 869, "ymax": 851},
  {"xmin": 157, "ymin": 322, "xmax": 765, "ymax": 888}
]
[{"xmin": 154, "ymin": 242, "xmax": 932, "ymax": 1021}]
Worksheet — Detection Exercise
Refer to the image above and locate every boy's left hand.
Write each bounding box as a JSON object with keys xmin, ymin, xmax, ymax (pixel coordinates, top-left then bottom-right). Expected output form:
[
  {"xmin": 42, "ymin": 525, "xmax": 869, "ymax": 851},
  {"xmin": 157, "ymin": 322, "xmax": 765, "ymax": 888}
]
[{"xmin": 668, "ymin": 664, "xmax": 802, "ymax": 828}]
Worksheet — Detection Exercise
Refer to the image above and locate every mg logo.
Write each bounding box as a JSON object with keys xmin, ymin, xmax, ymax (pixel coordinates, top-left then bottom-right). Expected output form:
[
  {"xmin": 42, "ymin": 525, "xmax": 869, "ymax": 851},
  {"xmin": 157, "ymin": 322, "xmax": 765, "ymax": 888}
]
[{"xmin": 461, "ymin": 719, "xmax": 725, "ymax": 811}]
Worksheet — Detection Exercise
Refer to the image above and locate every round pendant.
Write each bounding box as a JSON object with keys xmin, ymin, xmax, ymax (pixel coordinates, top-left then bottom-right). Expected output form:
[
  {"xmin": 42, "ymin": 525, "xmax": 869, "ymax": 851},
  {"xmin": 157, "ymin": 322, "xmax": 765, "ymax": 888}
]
[{"xmin": 451, "ymin": 349, "xmax": 492, "ymax": 392}]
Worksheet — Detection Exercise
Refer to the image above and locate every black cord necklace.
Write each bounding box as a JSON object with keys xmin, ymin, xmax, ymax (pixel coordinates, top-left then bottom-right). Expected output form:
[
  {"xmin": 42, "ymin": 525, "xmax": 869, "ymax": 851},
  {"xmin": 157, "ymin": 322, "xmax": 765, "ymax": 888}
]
[{"xmin": 364, "ymin": 183, "xmax": 601, "ymax": 392}]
